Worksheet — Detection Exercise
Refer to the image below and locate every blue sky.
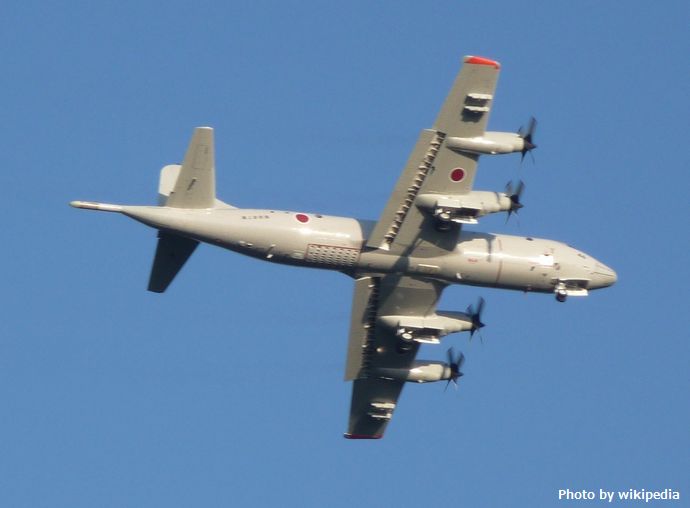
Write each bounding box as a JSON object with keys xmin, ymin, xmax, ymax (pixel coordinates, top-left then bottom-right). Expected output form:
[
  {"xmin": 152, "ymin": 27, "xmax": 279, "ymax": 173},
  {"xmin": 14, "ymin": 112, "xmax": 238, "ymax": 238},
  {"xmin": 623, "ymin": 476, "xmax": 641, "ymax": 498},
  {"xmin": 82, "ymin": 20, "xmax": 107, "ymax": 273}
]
[{"xmin": 2, "ymin": 1, "xmax": 688, "ymax": 506}]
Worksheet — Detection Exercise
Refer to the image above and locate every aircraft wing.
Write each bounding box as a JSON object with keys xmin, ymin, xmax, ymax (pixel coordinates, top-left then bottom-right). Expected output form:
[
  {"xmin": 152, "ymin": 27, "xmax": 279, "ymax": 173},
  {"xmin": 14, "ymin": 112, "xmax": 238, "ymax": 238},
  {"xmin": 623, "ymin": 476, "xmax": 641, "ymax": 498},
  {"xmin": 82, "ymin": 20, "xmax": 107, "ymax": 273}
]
[
  {"xmin": 366, "ymin": 56, "xmax": 500, "ymax": 256},
  {"xmin": 344, "ymin": 275, "xmax": 445, "ymax": 439}
]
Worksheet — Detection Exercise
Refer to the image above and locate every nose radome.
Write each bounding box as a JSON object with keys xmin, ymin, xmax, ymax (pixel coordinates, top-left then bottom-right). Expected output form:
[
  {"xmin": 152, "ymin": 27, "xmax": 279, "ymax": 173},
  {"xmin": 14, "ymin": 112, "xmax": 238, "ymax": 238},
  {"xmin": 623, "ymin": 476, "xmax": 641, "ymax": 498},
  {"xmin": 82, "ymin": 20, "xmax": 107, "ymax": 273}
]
[
  {"xmin": 608, "ymin": 267, "xmax": 618, "ymax": 285},
  {"xmin": 592, "ymin": 262, "xmax": 617, "ymax": 288}
]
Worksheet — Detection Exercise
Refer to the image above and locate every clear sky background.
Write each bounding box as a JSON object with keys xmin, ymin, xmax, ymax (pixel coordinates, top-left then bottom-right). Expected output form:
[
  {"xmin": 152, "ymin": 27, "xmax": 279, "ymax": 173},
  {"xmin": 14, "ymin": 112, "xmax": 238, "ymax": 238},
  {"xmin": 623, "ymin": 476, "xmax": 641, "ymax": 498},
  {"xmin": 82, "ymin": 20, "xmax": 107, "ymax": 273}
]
[{"xmin": 1, "ymin": 1, "xmax": 688, "ymax": 507}]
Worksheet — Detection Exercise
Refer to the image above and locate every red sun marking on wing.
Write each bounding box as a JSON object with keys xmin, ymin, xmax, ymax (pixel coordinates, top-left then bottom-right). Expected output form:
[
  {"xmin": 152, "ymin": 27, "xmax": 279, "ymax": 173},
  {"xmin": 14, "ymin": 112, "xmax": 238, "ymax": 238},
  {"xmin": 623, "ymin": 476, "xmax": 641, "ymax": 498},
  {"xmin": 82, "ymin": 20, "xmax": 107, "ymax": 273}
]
[
  {"xmin": 296, "ymin": 213, "xmax": 310, "ymax": 223},
  {"xmin": 450, "ymin": 168, "xmax": 465, "ymax": 182}
]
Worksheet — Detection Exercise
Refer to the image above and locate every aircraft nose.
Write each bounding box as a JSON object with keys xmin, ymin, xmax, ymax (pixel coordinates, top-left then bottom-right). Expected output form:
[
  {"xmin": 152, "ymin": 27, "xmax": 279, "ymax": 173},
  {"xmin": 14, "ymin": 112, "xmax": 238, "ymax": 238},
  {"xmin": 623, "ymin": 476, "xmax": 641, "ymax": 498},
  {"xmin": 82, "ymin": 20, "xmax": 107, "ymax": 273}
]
[{"xmin": 591, "ymin": 262, "xmax": 617, "ymax": 288}]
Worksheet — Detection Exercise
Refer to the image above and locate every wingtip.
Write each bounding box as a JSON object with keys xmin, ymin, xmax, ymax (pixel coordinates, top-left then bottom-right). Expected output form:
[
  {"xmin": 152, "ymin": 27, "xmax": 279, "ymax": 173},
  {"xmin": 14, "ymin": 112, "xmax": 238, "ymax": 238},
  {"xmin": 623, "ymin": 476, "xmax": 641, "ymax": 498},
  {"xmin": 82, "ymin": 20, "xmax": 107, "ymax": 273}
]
[
  {"xmin": 463, "ymin": 55, "xmax": 501, "ymax": 69},
  {"xmin": 343, "ymin": 433, "xmax": 383, "ymax": 440}
]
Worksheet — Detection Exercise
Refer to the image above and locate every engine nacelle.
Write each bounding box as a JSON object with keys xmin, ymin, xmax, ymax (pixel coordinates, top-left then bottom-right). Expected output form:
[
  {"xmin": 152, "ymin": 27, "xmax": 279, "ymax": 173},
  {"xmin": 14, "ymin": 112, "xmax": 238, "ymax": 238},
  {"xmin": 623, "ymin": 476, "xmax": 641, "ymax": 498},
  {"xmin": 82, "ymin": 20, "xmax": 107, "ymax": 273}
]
[
  {"xmin": 445, "ymin": 131, "xmax": 526, "ymax": 155},
  {"xmin": 416, "ymin": 191, "xmax": 513, "ymax": 225},
  {"xmin": 378, "ymin": 311, "xmax": 473, "ymax": 345},
  {"xmin": 375, "ymin": 361, "xmax": 451, "ymax": 383}
]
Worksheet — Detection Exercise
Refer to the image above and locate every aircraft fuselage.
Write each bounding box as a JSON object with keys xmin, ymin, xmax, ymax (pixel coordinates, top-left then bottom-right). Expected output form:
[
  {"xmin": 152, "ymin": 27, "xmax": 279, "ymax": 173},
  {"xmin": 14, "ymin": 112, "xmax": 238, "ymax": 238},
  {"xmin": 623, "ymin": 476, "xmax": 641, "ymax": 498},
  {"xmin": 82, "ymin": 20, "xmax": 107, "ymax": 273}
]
[{"xmin": 117, "ymin": 205, "xmax": 616, "ymax": 294}]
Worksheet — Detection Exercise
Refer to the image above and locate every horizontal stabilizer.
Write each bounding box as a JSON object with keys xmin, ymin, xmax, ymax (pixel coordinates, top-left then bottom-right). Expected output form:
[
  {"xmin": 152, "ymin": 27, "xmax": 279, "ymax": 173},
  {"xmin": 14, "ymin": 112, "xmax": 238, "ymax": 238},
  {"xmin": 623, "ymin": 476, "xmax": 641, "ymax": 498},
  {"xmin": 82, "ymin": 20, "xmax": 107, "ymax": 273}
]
[
  {"xmin": 158, "ymin": 164, "xmax": 182, "ymax": 205},
  {"xmin": 148, "ymin": 231, "xmax": 199, "ymax": 293}
]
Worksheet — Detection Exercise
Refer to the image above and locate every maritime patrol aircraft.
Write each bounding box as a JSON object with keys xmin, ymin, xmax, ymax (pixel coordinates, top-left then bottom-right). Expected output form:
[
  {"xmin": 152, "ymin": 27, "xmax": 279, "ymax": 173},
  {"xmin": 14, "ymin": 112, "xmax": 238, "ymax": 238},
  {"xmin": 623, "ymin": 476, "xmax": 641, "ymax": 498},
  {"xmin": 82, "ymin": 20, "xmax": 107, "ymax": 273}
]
[{"xmin": 72, "ymin": 56, "xmax": 617, "ymax": 439}]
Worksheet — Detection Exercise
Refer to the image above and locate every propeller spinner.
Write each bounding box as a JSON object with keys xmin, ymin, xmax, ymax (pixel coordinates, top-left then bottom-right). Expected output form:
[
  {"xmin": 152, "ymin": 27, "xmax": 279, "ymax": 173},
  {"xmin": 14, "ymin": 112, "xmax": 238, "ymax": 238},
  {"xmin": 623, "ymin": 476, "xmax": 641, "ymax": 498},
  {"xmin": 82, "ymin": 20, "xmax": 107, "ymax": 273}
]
[
  {"xmin": 505, "ymin": 180, "xmax": 526, "ymax": 222},
  {"xmin": 444, "ymin": 347, "xmax": 466, "ymax": 391},
  {"xmin": 467, "ymin": 297, "xmax": 486, "ymax": 342}
]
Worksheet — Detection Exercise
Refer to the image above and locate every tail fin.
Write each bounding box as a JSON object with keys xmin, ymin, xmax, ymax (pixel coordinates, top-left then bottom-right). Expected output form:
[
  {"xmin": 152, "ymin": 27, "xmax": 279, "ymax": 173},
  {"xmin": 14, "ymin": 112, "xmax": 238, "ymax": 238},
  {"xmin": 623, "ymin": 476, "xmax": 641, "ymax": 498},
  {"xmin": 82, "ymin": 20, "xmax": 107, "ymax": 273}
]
[
  {"xmin": 158, "ymin": 127, "xmax": 234, "ymax": 209},
  {"xmin": 158, "ymin": 164, "xmax": 234, "ymax": 209},
  {"xmin": 165, "ymin": 126, "xmax": 216, "ymax": 209}
]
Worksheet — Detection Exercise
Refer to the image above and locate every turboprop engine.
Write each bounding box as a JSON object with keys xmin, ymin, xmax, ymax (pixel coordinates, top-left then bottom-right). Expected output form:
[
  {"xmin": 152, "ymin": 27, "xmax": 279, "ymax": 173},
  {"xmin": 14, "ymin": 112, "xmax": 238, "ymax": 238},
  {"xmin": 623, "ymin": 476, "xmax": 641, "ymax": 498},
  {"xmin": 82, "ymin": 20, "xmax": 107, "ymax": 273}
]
[
  {"xmin": 377, "ymin": 298, "xmax": 486, "ymax": 351},
  {"xmin": 446, "ymin": 132, "xmax": 528, "ymax": 155},
  {"xmin": 416, "ymin": 181, "xmax": 524, "ymax": 225},
  {"xmin": 374, "ymin": 349, "xmax": 465, "ymax": 390},
  {"xmin": 376, "ymin": 361, "xmax": 451, "ymax": 382},
  {"xmin": 445, "ymin": 117, "xmax": 537, "ymax": 159},
  {"xmin": 377, "ymin": 312, "xmax": 474, "ymax": 345}
]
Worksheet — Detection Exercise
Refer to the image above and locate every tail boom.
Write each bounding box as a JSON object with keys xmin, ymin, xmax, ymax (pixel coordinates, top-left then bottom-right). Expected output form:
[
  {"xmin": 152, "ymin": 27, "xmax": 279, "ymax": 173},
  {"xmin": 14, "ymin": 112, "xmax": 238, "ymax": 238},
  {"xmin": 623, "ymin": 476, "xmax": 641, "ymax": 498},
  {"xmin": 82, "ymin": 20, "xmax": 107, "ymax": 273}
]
[{"xmin": 69, "ymin": 201, "xmax": 123, "ymax": 213}]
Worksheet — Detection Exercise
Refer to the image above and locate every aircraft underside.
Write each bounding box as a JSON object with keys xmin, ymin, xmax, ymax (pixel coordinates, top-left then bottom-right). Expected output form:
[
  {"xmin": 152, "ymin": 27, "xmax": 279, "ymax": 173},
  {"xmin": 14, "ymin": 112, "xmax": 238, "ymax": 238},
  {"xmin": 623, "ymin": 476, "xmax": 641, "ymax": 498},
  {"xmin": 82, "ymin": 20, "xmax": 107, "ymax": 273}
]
[{"xmin": 71, "ymin": 55, "xmax": 616, "ymax": 438}]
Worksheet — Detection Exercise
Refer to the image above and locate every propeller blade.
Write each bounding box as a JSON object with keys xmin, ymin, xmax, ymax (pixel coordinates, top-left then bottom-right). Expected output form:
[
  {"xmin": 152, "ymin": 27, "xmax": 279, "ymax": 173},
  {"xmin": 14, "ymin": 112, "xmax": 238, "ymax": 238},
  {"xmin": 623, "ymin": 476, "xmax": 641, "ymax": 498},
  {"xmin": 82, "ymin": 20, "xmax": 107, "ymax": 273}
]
[
  {"xmin": 515, "ymin": 180, "xmax": 525, "ymax": 199},
  {"xmin": 525, "ymin": 116, "xmax": 537, "ymax": 141},
  {"xmin": 444, "ymin": 347, "xmax": 464, "ymax": 391},
  {"xmin": 469, "ymin": 297, "xmax": 486, "ymax": 342},
  {"xmin": 518, "ymin": 116, "xmax": 538, "ymax": 162},
  {"xmin": 476, "ymin": 297, "xmax": 485, "ymax": 318}
]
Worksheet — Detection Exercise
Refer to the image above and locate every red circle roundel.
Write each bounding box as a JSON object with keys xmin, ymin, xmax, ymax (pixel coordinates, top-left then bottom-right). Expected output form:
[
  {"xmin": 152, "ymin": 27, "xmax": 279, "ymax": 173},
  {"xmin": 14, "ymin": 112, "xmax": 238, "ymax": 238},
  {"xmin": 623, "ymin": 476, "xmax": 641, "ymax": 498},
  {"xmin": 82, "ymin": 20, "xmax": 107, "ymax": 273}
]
[
  {"xmin": 295, "ymin": 213, "xmax": 310, "ymax": 223},
  {"xmin": 450, "ymin": 168, "xmax": 465, "ymax": 182}
]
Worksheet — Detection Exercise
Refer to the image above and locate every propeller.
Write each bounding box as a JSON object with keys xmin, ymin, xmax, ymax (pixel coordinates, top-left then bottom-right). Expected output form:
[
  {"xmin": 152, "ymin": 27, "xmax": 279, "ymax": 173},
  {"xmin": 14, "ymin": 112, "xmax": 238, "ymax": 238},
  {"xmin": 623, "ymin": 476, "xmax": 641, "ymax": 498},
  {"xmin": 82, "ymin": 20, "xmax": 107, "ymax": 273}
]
[
  {"xmin": 504, "ymin": 180, "xmax": 526, "ymax": 223},
  {"xmin": 466, "ymin": 297, "xmax": 486, "ymax": 342},
  {"xmin": 517, "ymin": 116, "xmax": 538, "ymax": 162},
  {"xmin": 444, "ymin": 347, "xmax": 466, "ymax": 391}
]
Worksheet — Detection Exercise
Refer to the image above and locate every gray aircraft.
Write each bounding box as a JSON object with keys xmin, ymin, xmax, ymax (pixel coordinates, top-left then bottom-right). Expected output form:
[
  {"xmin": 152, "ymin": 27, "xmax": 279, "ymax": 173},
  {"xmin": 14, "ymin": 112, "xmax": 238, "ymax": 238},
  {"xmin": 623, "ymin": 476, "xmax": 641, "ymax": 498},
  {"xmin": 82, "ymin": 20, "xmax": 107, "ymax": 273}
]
[{"xmin": 72, "ymin": 56, "xmax": 616, "ymax": 439}]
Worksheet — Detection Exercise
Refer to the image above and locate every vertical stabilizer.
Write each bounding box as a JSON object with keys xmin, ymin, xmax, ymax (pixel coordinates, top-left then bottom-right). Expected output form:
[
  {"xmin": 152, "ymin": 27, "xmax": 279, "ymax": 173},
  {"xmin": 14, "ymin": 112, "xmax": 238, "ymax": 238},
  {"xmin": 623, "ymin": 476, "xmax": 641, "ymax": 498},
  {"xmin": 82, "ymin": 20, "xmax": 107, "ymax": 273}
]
[{"xmin": 166, "ymin": 127, "xmax": 215, "ymax": 209}]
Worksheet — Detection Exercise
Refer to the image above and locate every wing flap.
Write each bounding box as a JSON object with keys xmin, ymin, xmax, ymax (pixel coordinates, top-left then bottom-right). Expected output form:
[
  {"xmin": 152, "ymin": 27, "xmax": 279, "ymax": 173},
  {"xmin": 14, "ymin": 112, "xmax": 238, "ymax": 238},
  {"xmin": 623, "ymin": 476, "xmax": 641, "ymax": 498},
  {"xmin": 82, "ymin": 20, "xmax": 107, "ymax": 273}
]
[{"xmin": 365, "ymin": 129, "xmax": 444, "ymax": 251}]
